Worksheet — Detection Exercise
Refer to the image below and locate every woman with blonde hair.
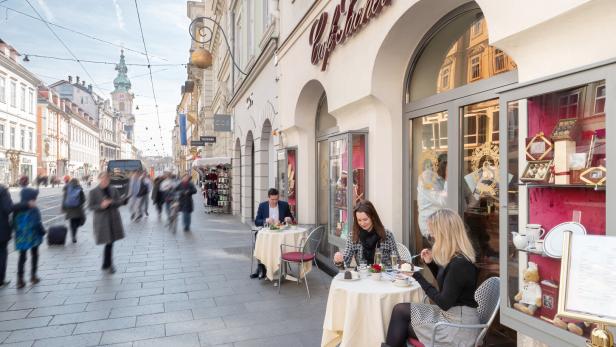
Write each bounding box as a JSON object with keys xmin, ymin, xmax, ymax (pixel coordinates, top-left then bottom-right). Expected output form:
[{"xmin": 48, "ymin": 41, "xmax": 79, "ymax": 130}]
[{"xmin": 383, "ymin": 208, "xmax": 479, "ymax": 347}]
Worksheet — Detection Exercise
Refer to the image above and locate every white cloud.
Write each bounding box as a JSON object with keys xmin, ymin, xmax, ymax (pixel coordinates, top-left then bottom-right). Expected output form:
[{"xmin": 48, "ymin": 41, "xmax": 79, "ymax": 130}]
[
  {"xmin": 36, "ymin": 0, "xmax": 55, "ymax": 21},
  {"xmin": 112, "ymin": 0, "xmax": 126, "ymax": 30}
]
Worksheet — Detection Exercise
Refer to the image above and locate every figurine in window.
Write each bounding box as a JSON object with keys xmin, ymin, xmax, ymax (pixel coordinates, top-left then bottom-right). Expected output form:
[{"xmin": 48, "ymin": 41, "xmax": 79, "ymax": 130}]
[
  {"xmin": 513, "ymin": 262, "xmax": 542, "ymax": 316},
  {"xmin": 417, "ymin": 154, "xmax": 447, "ymax": 238}
]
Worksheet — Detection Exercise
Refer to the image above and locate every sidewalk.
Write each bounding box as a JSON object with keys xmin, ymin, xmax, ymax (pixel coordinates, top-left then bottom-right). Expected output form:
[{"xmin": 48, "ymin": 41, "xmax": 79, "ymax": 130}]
[{"xmin": 0, "ymin": 194, "xmax": 331, "ymax": 346}]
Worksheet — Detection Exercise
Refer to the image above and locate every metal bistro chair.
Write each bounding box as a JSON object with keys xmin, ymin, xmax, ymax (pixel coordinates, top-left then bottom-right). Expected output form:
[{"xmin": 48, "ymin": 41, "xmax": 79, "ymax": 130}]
[
  {"xmin": 278, "ymin": 225, "xmax": 325, "ymax": 300},
  {"xmin": 396, "ymin": 242, "xmax": 413, "ymax": 264},
  {"xmin": 407, "ymin": 277, "xmax": 501, "ymax": 347},
  {"xmin": 249, "ymin": 224, "xmax": 260, "ymax": 275}
]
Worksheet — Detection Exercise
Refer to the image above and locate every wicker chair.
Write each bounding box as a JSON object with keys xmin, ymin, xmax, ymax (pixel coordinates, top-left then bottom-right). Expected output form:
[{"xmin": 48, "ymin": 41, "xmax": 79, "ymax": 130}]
[
  {"xmin": 278, "ymin": 226, "xmax": 325, "ymax": 300},
  {"xmin": 407, "ymin": 277, "xmax": 501, "ymax": 347}
]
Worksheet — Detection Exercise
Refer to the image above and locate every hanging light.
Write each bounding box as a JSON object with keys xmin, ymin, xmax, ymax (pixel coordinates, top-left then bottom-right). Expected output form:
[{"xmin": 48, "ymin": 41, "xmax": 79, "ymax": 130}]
[
  {"xmin": 191, "ymin": 47, "xmax": 212, "ymax": 69},
  {"xmin": 23, "ymin": 55, "xmax": 30, "ymax": 62}
]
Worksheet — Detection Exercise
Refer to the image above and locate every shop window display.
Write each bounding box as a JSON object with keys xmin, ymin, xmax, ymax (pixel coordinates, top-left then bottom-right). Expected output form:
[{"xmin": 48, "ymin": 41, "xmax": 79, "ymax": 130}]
[
  {"xmin": 276, "ymin": 148, "xmax": 298, "ymax": 219},
  {"xmin": 506, "ymin": 80, "xmax": 607, "ymax": 340}
]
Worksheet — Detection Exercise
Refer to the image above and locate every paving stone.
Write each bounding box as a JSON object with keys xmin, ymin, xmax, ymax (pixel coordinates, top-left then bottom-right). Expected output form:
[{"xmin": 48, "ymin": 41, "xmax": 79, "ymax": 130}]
[
  {"xmin": 137, "ymin": 293, "xmax": 188, "ymax": 305},
  {"xmin": 31, "ymin": 332, "xmax": 102, "ymax": 347},
  {"xmin": 0, "ymin": 309, "xmax": 32, "ymax": 321},
  {"xmin": 4, "ymin": 324, "xmax": 76, "ymax": 343},
  {"xmin": 64, "ymin": 293, "xmax": 117, "ymax": 305},
  {"xmin": 163, "ymin": 298, "xmax": 216, "ymax": 312},
  {"xmin": 133, "ymin": 333, "xmax": 200, "ymax": 347},
  {"xmin": 85, "ymin": 298, "xmax": 139, "ymax": 312},
  {"xmin": 115, "ymin": 287, "xmax": 163, "ymax": 299},
  {"xmin": 100, "ymin": 324, "xmax": 165, "ymax": 345},
  {"xmin": 74, "ymin": 317, "xmax": 136, "ymax": 334},
  {"xmin": 48, "ymin": 309, "xmax": 109, "ymax": 325},
  {"xmin": 136, "ymin": 309, "xmax": 193, "ymax": 326},
  {"xmin": 164, "ymin": 317, "xmax": 226, "ymax": 336},
  {"xmin": 0, "ymin": 341, "xmax": 35, "ymax": 347}
]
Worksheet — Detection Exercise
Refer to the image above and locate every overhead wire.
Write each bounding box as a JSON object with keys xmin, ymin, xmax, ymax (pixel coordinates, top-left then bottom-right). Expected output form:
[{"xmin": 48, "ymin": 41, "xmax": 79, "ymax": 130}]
[
  {"xmin": 133, "ymin": 0, "xmax": 166, "ymax": 155},
  {"xmin": 0, "ymin": 3, "xmax": 170, "ymax": 62},
  {"xmin": 23, "ymin": 53, "xmax": 185, "ymax": 67},
  {"xmin": 24, "ymin": 0, "xmax": 104, "ymax": 95}
]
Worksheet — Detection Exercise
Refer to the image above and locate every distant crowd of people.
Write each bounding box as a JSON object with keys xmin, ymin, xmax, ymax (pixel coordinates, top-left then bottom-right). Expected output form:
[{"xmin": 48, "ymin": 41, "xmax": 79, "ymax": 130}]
[{"xmin": 0, "ymin": 170, "xmax": 197, "ymax": 289}]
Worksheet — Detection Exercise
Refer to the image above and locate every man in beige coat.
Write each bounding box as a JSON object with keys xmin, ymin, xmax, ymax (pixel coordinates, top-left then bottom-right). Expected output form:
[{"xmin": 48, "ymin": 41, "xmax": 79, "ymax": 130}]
[{"xmin": 89, "ymin": 172, "xmax": 125, "ymax": 274}]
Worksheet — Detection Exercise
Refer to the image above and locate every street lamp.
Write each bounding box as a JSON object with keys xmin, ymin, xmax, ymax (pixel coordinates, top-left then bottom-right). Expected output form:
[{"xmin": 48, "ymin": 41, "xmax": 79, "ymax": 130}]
[{"xmin": 189, "ymin": 16, "xmax": 248, "ymax": 75}]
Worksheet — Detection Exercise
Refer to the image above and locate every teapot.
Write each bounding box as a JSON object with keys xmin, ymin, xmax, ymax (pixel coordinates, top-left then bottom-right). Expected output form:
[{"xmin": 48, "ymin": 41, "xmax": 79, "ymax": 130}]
[{"xmin": 511, "ymin": 232, "xmax": 530, "ymax": 250}]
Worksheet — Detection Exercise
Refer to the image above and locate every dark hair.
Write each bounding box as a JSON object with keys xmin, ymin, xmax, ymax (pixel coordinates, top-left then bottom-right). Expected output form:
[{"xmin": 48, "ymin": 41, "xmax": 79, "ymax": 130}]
[
  {"xmin": 352, "ymin": 200, "xmax": 386, "ymax": 243},
  {"xmin": 268, "ymin": 188, "xmax": 279, "ymax": 197},
  {"xmin": 19, "ymin": 176, "xmax": 29, "ymax": 187}
]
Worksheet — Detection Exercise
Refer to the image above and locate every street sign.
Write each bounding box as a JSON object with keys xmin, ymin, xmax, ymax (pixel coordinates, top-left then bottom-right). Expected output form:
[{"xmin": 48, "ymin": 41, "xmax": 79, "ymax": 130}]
[
  {"xmin": 200, "ymin": 136, "xmax": 216, "ymax": 143},
  {"xmin": 190, "ymin": 140, "xmax": 205, "ymax": 146},
  {"xmin": 214, "ymin": 114, "xmax": 231, "ymax": 132}
]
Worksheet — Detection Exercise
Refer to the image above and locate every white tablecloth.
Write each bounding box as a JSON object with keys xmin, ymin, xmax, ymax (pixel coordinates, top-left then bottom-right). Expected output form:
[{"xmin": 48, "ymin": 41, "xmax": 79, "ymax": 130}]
[
  {"xmin": 321, "ymin": 275, "xmax": 424, "ymax": 347},
  {"xmin": 253, "ymin": 227, "xmax": 312, "ymax": 281}
]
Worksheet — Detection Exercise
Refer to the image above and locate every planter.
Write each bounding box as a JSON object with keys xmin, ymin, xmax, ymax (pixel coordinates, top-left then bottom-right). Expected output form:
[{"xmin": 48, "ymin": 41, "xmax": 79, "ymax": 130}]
[{"xmin": 371, "ymin": 272, "xmax": 382, "ymax": 281}]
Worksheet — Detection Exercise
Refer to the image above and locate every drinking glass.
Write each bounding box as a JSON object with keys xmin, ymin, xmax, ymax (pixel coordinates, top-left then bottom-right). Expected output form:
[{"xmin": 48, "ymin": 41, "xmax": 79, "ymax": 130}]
[
  {"xmin": 374, "ymin": 251, "xmax": 382, "ymax": 267},
  {"xmin": 391, "ymin": 254, "xmax": 399, "ymax": 270}
]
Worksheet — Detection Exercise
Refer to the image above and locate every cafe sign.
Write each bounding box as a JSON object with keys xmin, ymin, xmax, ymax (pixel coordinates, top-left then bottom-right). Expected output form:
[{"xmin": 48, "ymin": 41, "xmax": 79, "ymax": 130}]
[{"xmin": 309, "ymin": 0, "xmax": 392, "ymax": 71}]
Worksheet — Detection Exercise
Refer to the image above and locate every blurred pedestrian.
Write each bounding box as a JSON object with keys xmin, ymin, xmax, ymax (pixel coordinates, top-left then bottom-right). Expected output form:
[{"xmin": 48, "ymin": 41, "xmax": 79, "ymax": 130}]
[
  {"xmin": 128, "ymin": 171, "xmax": 146, "ymax": 221},
  {"xmin": 139, "ymin": 172, "xmax": 152, "ymax": 217},
  {"xmin": 13, "ymin": 176, "xmax": 44, "ymax": 289},
  {"xmin": 160, "ymin": 173, "xmax": 177, "ymax": 219},
  {"xmin": 0, "ymin": 184, "xmax": 33, "ymax": 288},
  {"xmin": 176, "ymin": 174, "xmax": 197, "ymax": 232},
  {"xmin": 151, "ymin": 175, "xmax": 165, "ymax": 218},
  {"xmin": 62, "ymin": 178, "xmax": 86, "ymax": 243},
  {"xmin": 89, "ymin": 172, "xmax": 124, "ymax": 274}
]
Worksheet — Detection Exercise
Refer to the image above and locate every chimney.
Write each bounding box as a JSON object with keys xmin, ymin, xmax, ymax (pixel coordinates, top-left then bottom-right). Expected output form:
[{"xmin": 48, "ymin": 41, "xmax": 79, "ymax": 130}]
[
  {"xmin": 76, "ymin": 76, "xmax": 80, "ymax": 84},
  {"xmin": 88, "ymin": 84, "xmax": 92, "ymax": 93},
  {"xmin": 68, "ymin": 76, "xmax": 72, "ymax": 83}
]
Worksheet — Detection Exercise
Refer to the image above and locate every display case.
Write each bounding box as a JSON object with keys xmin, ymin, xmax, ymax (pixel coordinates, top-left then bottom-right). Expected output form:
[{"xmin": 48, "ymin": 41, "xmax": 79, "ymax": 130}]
[
  {"xmin": 325, "ymin": 132, "xmax": 367, "ymax": 248},
  {"xmin": 498, "ymin": 61, "xmax": 615, "ymax": 347},
  {"xmin": 276, "ymin": 147, "xmax": 298, "ymax": 219}
]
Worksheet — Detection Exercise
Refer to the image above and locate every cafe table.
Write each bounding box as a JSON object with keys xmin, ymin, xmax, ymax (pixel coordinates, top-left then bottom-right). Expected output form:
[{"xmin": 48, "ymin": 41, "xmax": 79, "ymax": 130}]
[
  {"xmin": 321, "ymin": 273, "xmax": 424, "ymax": 347},
  {"xmin": 253, "ymin": 226, "xmax": 312, "ymax": 282}
]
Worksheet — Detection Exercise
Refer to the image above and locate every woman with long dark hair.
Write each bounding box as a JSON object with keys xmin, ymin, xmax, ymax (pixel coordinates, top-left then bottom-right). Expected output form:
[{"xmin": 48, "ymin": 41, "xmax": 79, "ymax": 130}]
[{"xmin": 337, "ymin": 200, "xmax": 399, "ymax": 267}]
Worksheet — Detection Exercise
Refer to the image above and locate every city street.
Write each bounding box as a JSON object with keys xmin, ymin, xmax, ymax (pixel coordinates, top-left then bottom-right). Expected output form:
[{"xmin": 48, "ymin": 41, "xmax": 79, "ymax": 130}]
[{"xmin": 0, "ymin": 193, "xmax": 330, "ymax": 346}]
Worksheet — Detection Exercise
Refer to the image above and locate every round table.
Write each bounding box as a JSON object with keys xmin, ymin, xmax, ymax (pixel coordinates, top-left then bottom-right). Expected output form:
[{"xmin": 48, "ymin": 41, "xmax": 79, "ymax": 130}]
[
  {"xmin": 253, "ymin": 226, "xmax": 311, "ymax": 281},
  {"xmin": 321, "ymin": 275, "xmax": 424, "ymax": 347}
]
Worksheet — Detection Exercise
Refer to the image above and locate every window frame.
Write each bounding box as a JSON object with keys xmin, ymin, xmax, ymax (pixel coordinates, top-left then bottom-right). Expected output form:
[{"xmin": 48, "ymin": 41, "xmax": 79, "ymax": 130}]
[
  {"xmin": 0, "ymin": 76, "xmax": 5, "ymax": 103},
  {"xmin": 10, "ymin": 81, "xmax": 16, "ymax": 107},
  {"xmin": 593, "ymin": 83, "xmax": 606, "ymax": 116},
  {"xmin": 470, "ymin": 54, "xmax": 481, "ymax": 81}
]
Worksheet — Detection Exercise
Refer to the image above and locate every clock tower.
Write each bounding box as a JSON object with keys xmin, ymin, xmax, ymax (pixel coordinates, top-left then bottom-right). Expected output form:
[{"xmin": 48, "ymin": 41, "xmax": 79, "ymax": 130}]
[{"xmin": 111, "ymin": 50, "xmax": 135, "ymax": 140}]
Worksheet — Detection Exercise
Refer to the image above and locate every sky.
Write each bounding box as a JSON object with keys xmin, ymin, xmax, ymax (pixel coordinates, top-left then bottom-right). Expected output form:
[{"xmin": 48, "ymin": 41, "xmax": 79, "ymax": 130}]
[{"xmin": 0, "ymin": 0, "xmax": 193, "ymax": 157}]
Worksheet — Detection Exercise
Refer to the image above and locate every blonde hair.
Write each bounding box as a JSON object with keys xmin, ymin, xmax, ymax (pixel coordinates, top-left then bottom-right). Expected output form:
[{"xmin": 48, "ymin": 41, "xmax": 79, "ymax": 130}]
[{"xmin": 427, "ymin": 209, "xmax": 476, "ymax": 266}]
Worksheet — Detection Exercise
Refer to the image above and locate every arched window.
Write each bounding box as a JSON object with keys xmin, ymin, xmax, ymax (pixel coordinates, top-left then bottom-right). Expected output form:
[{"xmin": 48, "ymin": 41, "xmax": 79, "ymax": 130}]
[
  {"xmin": 316, "ymin": 93, "xmax": 337, "ymax": 136},
  {"xmin": 406, "ymin": 8, "xmax": 516, "ymax": 102}
]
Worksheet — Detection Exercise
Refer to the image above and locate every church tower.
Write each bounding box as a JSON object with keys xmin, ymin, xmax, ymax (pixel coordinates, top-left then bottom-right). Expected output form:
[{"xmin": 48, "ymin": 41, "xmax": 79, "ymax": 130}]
[{"xmin": 111, "ymin": 50, "xmax": 135, "ymax": 140}]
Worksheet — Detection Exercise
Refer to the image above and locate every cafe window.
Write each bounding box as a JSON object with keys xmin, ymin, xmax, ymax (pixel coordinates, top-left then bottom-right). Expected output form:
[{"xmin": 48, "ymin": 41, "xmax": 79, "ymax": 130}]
[
  {"xmin": 406, "ymin": 9, "xmax": 516, "ymax": 102},
  {"xmin": 500, "ymin": 65, "xmax": 613, "ymax": 346},
  {"xmin": 276, "ymin": 147, "xmax": 298, "ymax": 219}
]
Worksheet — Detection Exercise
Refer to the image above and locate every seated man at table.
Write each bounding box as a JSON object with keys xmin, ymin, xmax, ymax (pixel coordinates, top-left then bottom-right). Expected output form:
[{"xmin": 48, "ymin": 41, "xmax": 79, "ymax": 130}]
[{"xmin": 251, "ymin": 188, "xmax": 294, "ymax": 279}]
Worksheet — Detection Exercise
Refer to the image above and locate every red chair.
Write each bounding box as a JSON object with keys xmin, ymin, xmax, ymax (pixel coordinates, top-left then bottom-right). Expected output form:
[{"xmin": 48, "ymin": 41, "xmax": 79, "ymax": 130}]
[{"xmin": 278, "ymin": 226, "xmax": 325, "ymax": 300}]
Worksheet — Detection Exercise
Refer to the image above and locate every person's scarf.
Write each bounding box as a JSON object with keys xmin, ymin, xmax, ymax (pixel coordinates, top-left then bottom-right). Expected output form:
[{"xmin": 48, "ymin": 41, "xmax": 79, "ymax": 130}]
[{"xmin": 359, "ymin": 228, "xmax": 381, "ymax": 264}]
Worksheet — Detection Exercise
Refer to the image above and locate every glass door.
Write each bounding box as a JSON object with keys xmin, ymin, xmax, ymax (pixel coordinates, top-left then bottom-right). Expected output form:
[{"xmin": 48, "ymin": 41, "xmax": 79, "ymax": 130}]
[{"xmin": 329, "ymin": 136, "xmax": 348, "ymax": 246}]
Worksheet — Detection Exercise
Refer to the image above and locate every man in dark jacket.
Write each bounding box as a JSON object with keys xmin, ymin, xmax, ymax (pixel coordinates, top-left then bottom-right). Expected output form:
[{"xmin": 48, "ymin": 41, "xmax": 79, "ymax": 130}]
[
  {"xmin": 176, "ymin": 174, "xmax": 197, "ymax": 232},
  {"xmin": 0, "ymin": 184, "xmax": 32, "ymax": 287},
  {"xmin": 254, "ymin": 188, "xmax": 294, "ymax": 227}
]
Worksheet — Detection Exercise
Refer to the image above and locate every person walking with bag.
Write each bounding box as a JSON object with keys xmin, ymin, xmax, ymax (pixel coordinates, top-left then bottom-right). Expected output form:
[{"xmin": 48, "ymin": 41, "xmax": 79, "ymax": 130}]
[
  {"xmin": 13, "ymin": 176, "xmax": 44, "ymax": 289},
  {"xmin": 175, "ymin": 174, "xmax": 197, "ymax": 232},
  {"xmin": 89, "ymin": 172, "xmax": 125, "ymax": 274},
  {"xmin": 62, "ymin": 178, "xmax": 86, "ymax": 243},
  {"xmin": 0, "ymin": 184, "xmax": 32, "ymax": 288}
]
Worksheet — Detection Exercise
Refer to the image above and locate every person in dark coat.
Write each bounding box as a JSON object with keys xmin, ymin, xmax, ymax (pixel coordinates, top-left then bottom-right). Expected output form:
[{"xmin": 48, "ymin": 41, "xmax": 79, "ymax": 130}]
[
  {"xmin": 89, "ymin": 172, "xmax": 125, "ymax": 274},
  {"xmin": 62, "ymin": 178, "xmax": 86, "ymax": 243},
  {"xmin": 151, "ymin": 176, "xmax": 165, "ymax": 218},
  {"xmin": 0, "ymin": 184, "xmax": 32, "ymax": 288},
  {"xmin": 14, "ymin": 177, "xmax": 44, "ymax": 289},
  {"xmin": 175, "ymin": 174, "xmax": 197, "ymax": 232}
]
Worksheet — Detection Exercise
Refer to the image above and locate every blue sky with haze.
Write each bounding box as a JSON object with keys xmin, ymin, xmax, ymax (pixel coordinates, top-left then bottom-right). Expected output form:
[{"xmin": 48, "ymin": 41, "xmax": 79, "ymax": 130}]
[{"xmin": 1, "ymin": 0, "xmax": 192, "ymax": 156}]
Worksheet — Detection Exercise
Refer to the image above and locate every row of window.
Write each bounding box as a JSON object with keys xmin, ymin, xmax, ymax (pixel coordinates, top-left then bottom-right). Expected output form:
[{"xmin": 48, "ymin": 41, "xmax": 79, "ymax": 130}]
[
  {"xmin": 0, "ymin": 76, "xmax": 35, "ymax": 114},
  {"xmin": 71, "ymin": 125, "xmax": 98, "ymax": 150},
  {"xmin": 70, "ymin": 149, "xmax": 98, "ymax": 164},
  {"xmin": 0, "ymin": 124, "xmax": 34, "ymax": 151},
  {"xmin": 232, "ymin": 0, "xmax": 270, "ymax": 73}
]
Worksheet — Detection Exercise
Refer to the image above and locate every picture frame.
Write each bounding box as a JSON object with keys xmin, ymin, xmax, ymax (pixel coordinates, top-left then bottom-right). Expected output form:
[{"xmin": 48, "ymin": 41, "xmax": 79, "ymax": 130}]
[
  {"xmin": 520, "ymin": 160, "xmax": 553, "ymax": 183},
  {"xmin": 525, "ymin": 132, "xmax": 554, "ymax": 161},
  {"xmin": 551, "ymin": 118, "xmax": 579, "ymax": 141},
  {"xmin": 579, "ymin": 166, "xmax": 606, "ymax": 186}
]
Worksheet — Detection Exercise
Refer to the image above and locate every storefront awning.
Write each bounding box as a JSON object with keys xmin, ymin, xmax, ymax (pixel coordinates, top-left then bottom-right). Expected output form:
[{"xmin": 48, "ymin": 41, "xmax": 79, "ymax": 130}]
[{"xmin": 191, "ymin": 157, "xmax": 231, "ymax": 168}]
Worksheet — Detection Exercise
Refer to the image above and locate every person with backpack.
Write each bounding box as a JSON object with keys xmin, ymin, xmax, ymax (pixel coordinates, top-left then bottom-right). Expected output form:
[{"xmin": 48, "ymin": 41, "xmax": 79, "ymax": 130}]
[
  {"xmin": 62, "ymin": 178, "xmax": 86, "ymax": 243},
  {"xmin": 13, "ymin": 176, "xmax": 44, "ymax": 289},
  {"xmin": 0, "ymin": 184, "xmax": 33, "ymax": 288}
]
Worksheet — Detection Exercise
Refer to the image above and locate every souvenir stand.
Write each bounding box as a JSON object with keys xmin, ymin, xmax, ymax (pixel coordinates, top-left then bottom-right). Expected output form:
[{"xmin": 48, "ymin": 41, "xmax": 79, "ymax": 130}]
[{"xmin": 192, "ymin": 157, "xmax": 232, "ymax": 214}]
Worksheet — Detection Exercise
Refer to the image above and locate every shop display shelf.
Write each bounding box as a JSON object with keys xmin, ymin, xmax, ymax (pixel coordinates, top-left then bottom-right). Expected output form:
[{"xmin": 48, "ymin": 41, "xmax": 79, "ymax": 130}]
[{"xmin": 518, "ymin": 182, "xmax": 606, "ymax": 191}]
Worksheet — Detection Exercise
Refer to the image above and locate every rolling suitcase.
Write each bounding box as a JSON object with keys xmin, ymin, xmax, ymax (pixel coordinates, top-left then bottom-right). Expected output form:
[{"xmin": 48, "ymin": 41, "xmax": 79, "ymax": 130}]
[{"xmin": 47, "ymin": 225, "xmax": 67, "ymax": 245}]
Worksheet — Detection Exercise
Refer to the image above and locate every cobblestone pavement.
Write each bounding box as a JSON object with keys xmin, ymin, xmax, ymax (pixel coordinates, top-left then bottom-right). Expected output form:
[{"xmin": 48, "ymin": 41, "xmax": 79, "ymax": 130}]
[{"xmin": 0, "ymin": 195, "xmax": 331, "ymax": 346}]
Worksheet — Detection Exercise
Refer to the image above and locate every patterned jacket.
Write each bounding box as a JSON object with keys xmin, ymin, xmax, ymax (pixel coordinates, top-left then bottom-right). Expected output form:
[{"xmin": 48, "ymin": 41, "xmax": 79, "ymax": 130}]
[{"xmin": 342, "ymin": 229, "xmax": 399, "ymax": 267}]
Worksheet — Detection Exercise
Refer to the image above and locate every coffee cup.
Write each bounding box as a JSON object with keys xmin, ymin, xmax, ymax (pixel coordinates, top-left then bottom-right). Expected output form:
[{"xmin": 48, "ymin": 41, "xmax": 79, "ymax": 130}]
[
  {"xmin": 534, "ymin": 240, "xmax": 544, "ymax": 253},
  {"xmin": 525, "ymin": 224, "xmax": 545, "ymax": 242}
]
